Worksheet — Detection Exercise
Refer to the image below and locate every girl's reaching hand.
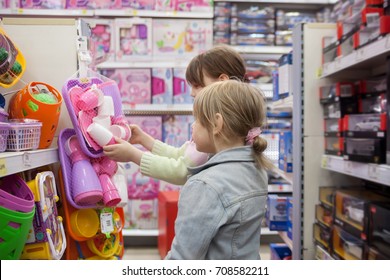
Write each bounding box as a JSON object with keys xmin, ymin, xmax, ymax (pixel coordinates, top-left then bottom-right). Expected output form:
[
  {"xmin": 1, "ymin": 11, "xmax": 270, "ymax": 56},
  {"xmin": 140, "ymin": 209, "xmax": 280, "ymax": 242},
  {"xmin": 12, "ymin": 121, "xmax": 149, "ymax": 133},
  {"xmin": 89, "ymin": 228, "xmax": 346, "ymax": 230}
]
[
  {"xmin": 128, "ymin": 124, "xmax": 155, "ymax": 151},
  {"xmin": 103, "ymin": 137, "xmax": 143, "ymax": 165}
]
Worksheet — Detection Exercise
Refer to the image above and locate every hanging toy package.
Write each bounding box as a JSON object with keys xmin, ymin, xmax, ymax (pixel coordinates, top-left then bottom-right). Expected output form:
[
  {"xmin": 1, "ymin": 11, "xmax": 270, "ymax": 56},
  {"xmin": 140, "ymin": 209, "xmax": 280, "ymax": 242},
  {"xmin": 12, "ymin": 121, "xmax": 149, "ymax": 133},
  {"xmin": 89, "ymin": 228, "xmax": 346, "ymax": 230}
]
[{"xmin": 0, "ymin": 28, "xmax": 26, "ymax": 88}]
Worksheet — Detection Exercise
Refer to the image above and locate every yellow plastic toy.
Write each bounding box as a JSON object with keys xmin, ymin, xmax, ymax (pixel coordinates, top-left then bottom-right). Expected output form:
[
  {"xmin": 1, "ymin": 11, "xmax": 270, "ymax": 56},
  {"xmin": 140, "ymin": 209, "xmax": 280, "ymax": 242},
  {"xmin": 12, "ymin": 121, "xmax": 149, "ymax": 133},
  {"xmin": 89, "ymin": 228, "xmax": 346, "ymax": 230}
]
[
  {"xmin": 21, "ymin": 171, "xmax": 67, "ymax": 260},
  {"xmin": 0, "ymin": 28, "xmax": 26, "ymax": 88}
]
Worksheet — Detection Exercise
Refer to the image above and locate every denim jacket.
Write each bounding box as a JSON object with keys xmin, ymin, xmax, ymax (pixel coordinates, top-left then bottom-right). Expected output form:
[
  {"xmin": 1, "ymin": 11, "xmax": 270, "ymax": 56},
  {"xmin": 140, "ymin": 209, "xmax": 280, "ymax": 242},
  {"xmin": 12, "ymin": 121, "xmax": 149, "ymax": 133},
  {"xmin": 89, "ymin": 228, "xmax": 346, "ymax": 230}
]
[{"xmin": 165, "ymin": 146, "xmax": 268, "ymax": 260}]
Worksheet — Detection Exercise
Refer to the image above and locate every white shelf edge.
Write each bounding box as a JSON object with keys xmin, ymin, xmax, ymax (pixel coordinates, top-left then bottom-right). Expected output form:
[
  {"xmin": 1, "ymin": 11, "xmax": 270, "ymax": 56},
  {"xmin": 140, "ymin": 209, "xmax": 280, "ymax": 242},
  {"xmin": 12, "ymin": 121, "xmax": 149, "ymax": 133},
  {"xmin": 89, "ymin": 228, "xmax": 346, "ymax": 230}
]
[
  {"xmin": 321, "ymin": 34, "xmax": 390, "ymax": 77},
  {"xmin": 3, "ymin": 8, "xmax": 94, "ymax": 16},
  {"xmin": 231, "ymin": 45, "xmax": 291, "ymax": 55},
  {"xmin": 0, "ymin": 148, "xmax": 59, "ymax": 177},
  {"xmin": 321, "ymin": 155, "xmax": 390, "ymax": 186},
  {"xmin": 122, "ymin": 229, "xmax": 159, "ymax": 237},
  {"xmin": 278, "ymin": 231, "xmax": 293, "ymax": 250},
  {"xmin": 262, "ymin": 227, "xmax": 278, "ymax": 236},
  {"xmin": 94, "ymin": 9, "xmax": 213, "ymax": 18},
  {"xmin": 97, "ymin": 60, "xmax": 190, "ymax": 69},
  {"xmin": 214, "ymin": 0, "xmax": 334, "ymax": 4},
  {"xmin": 123, "ymin": 104, "xmax": 193, "ymax": 115}
]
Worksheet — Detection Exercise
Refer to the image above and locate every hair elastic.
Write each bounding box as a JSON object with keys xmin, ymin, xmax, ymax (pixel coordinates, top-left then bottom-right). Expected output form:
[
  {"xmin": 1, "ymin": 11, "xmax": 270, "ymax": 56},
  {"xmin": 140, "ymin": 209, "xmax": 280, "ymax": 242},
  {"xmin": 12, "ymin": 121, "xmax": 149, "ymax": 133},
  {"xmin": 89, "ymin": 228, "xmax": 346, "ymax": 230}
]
[{"xmin": 245, "ymin": 127, "xmax": 262, "ymax": 145}]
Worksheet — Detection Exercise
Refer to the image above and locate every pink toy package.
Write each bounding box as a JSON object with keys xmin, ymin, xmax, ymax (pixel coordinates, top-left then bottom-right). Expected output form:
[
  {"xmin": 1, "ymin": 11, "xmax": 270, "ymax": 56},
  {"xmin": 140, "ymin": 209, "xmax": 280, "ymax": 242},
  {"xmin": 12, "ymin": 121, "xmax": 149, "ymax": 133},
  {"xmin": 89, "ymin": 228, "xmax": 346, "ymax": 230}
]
[
  {"xmin": 99, "ymin": 68, "xmax": 152, "ymax": 105},
  {"xmin": 65, "ymin": 0, "xmax": 89, "ymax": 8},
  {"xmin": 88, "ymin": 0, "xmax": 121, "ymax": 9},
  {"xmin": 115, "ymin": 18, "xmax": 152, "ymax": 61},
  {"xmin": 152, "ymin": 68, "xmax": 173, "ymax": 104},
  {"xmin": 152, "ymin": 19, "xmax": 213, "ymax": 58},
  {"xmin": 162, "ymin": 115, "xmax": 193, "ymax": 147},
  {"xmin": 85, "ymin": 19, "xmax": 115, "ymax": 61},
  {"xmin": 174, "ymin": 0, "xmax": 212, "ymax": 12},
  {"xmin": 0, "ymin": 0, "xmax": 9, "ymax": 8},
  {"xmin": 121, "ymin": 0, "xmax": 155, "ymax": 10},
  {"xmin": 19, "ymin": 0, "xmax": 66, "ymax": 8},
  {"xmin": 126, "ymin": 116, "xmax": 162, "ymax": 142},
  {"xmin": 173, "ymin": 68, "xmax": 192, "ymax": 104}
]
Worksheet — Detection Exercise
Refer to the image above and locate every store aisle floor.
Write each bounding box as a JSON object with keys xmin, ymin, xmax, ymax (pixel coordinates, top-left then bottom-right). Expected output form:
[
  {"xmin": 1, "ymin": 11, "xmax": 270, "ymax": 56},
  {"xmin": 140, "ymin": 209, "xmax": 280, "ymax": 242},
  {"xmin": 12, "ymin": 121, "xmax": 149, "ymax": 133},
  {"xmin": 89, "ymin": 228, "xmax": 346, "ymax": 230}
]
[{"xmin": 122, "ymin": 244, "xmax": 271, "ymax": 260}]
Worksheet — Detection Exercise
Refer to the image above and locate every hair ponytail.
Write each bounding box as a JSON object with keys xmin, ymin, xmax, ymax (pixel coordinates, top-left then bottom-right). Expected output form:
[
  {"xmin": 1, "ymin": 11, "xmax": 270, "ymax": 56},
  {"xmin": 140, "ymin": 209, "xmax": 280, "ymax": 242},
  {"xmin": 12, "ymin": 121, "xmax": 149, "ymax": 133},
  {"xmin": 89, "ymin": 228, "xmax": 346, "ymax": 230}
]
[{"xmin": 252, "ymin": 136, "xmax": 274, "ymax": 170}]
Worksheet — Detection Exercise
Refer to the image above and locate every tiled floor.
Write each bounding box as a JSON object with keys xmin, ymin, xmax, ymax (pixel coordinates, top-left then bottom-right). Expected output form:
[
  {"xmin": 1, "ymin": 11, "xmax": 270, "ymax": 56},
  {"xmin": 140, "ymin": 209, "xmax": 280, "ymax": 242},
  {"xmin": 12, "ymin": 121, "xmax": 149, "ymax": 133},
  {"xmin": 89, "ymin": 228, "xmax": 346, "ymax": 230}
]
[{"xmin": 122, "ymin": 244, "xmax": 271, "ymax": 260}]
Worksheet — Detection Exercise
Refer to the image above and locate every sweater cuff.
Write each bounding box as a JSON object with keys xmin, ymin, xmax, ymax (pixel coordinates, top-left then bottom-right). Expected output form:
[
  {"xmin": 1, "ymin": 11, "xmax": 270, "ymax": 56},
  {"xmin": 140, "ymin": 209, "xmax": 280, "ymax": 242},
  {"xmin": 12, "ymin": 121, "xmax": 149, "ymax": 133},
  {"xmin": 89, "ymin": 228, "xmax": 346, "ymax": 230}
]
[
  {"xmin": 140, "ymin": 152, "xmax": 154, "ymax": 177},
  {"xmin": 151, "ymin": 140, "xmax": 166, "ymax": 155}
]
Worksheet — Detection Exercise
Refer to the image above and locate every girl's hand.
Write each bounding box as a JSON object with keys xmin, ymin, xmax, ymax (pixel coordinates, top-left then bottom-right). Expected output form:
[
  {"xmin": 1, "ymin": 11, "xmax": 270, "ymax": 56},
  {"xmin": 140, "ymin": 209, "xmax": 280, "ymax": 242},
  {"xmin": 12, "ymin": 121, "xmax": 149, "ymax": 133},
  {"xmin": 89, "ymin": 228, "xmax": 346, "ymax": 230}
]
[
  {"xmin": 103, "ymin": 137, "xmax": 143, "ymax": 165},
  {"xmin": 128, "ymin": 124, "xmax": 155, "ymax": 151}
]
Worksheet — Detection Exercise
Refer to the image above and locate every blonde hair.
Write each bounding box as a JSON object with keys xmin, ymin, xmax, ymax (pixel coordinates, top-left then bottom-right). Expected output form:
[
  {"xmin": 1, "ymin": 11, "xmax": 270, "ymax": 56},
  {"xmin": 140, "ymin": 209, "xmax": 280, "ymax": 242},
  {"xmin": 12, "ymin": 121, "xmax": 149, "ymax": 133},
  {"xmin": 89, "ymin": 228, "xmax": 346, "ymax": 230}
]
[
  {"xmin": 186, "ymin": 45, "xmax": 248, "ymax": 88},
  {"xmin": 193, "ymin": 80, "xmax": 273, "ymax": 170}
]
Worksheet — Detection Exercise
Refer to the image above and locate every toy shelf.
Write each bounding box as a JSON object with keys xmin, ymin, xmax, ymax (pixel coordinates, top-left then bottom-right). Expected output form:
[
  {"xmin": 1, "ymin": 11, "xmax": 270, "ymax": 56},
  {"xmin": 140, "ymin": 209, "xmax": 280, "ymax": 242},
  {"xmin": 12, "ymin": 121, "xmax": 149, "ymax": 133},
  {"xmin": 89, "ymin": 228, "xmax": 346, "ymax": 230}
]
[
  {"xmin": 321, "ymin": 155, "xmax": 390, "ymax": 187},
  {"xmin": 97, "ymin": 60, "xmax": 190, "ymax": 69},
  {"xmin": 321, "ymin": 34, "xmax": 390, "ymax": 78},
  {"xmin": 0, "ymin": 9, "xmax": 212, "ymax": 19},
  {"xmin": 0, "ymin": 148, "xmax": 59, "ymax": 178},
  {"xmin": 123, "ymin": 104, "xmax": 193, "ymax": 116},
  {"xmin": 268, "ymin": 184, "xmax": 293, "ymax": 193},
  {"xmin": 231, "ymin": 46, "xmax": 291, "ymax": 55},
  {"xmin": 122, "ymin": 229, "xmax": 158, "ymax": 237},
  {"xmin": 214, "ymin": 0, "xmax": 336, "ymax": 4},
  {"xmin": 1, "ymin": 8, "xmax": 94, "ymax": 16},
  {"xmin": 94, "ymin": 9, "xmax": 213, "ymax": 18}
]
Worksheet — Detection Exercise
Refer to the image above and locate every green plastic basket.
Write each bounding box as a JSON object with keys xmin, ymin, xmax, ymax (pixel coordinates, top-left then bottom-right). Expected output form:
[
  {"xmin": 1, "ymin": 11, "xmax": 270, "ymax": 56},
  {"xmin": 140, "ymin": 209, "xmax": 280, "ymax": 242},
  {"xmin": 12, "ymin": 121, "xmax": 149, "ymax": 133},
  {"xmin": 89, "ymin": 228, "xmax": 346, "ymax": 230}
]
[{"xmin": 0, "ymin": 205, "xmax": 35, "ymax": 260}]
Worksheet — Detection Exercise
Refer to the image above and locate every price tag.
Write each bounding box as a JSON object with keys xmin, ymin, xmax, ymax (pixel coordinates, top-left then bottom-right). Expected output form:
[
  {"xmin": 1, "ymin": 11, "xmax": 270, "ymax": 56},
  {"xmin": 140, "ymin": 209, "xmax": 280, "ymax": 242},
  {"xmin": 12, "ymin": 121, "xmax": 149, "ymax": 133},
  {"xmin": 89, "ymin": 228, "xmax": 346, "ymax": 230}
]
[
  {"xmin": 23, "ymin": 152, "xmax": 31, "ymax": 167},
  {"xmin": 321, "ymin": 156, "xmax": 328, "ymax": 168},
  {"xmin": 100, "ymin": 212, "xmax": 114, "ymax": 235},
  {"xmin": 133, "ymin": 9, "xmax": 138, "ymax": 16},
  {"xmin": 17, "ymin": 8, "xmax": 24, "ymax": 14},
  {"xmin": 368, "ymin": 165, "xmax": 379, "ymax": 180},
  {"xmin": 356, "ymin": 48, "xmax": 365, "ymax": 62},
  {"xmin": 81, "ymin": 9, "xmax": 87, "ymax": 15},
  {"xmin": 344, "ymin": 161, "xmax": 352, "ymax": 174},
  {"xmin": 0, "ymin": 159, "xmax": 7, "ymax": 176}
]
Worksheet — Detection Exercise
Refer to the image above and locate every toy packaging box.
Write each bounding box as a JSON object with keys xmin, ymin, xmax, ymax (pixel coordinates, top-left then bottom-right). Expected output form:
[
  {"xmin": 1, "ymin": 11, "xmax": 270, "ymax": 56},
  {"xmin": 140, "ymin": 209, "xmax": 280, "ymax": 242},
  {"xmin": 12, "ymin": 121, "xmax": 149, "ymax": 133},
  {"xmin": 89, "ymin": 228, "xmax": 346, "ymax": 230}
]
[
  {"xmin": 84, "ymin": 19, "xmax": 115, "ymax": 62},
  {"xmin": 126, "ymin": 116, "xmax": 162, "ymax": 141},
  {"xmin": 278, "ymin": 130, "xmax": 292, "ymax": 173},
  {"xmin": 173, "ymin": 68, "xmax": 192, "ymax": 104},
  {"xmin": 152, "ymin": 19, "xmax": 213, "ymax": 58},
  {"xmin": 269, "ymin": 243, "xmax": 291, "ymax": 260},
  {"xmin": 115, "ymin": 18, "xmax": 152, "ymax": 61},
  {"xmin": 122, "ymin": 0, "xmax": 155, "ymax": 10},
  {"xmin": 266, "ymin": 194, "xmax": 290, "ymax": 231},
  {"xmin": 19, "ymin": 0, "xmax": 66, "ymax": 8},
  {"xmin": 162, "ymin": 115, "xmax": 194, "ymax": 147},
  {"xmin": 368, "ymin": 202, "xmax": 390, "ymax": 258},
  {"xmin": 152, "ymin": 68, "xmax": 173, "ymax": 104},
  {"xmin": 121, "ymin": 162, "xmax": 159, "ymax": 230},
  {"xmin": 100, "ymin": 68, "xmax": 152, "ymax": 105}
]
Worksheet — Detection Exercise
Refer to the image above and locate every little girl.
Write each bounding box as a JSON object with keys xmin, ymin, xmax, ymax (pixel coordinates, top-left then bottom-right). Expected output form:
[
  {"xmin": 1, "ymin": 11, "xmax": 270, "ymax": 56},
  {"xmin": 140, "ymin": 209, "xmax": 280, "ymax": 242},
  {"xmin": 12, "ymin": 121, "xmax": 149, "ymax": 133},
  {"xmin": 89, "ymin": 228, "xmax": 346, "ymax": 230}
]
[
  {"xmin": 103, "ymin": 45, "xmax": 249, "ymax": 185},
  {"xmin": 165, "ymin": 80, "xmax": 272, "ymax": 260}
]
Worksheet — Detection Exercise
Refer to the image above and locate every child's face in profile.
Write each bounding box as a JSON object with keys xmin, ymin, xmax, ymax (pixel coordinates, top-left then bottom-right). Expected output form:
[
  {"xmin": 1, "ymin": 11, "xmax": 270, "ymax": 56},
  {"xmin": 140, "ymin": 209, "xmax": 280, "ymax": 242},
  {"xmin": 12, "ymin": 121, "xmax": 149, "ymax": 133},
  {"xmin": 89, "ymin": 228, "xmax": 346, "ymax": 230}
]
[
  {"xmin": 190, "ymin": 74, "xmax": 219, "ymax": 98},
  {"xmin": 192, "ymin": 120, "xmax": 215, "ymax": 154}
]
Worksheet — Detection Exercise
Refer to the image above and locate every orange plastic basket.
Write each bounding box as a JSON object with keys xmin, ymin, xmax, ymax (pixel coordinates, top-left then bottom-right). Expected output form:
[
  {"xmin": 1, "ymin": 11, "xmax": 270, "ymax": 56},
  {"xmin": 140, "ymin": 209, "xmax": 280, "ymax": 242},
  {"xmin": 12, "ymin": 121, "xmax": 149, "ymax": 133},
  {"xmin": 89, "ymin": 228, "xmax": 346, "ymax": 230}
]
[{"xmin": 8, "ymin": 82, "xmax": 62, "ymax": 149}]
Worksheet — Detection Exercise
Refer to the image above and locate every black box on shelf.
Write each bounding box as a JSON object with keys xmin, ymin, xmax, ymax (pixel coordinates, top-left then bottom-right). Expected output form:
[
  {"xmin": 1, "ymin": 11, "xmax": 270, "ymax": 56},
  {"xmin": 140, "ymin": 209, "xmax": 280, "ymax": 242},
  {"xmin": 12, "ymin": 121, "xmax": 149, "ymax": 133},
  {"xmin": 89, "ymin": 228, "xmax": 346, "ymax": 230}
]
[
  {"xmin": 358, "ymin": 93, "xmax": 387, "ymax": 114},
  {"xmin": 343, "ymin": 113, "xmax": 387, "ymax": 138},
  {"xmin": 322, "ymin": 36, "xmax": 338, "ymax": 65},
  {"xmin": 325, "ymin": 136, "xmax": 344, "ymax": 156},
  {"xmin": 333, "ymin": 225, "xmax": 366, "ymax": 260},
  {"xmin": 319, "ymin": 82, "xmax": 355, "ymax": 104},
  {"xmin": 313, "ymin": 222, "xmax": 333, "ymax": 252},
  {"xmin": 323, "ymin": 97, "xmax": 358, "ymax": 118},
  {"xmin": 386, "ymin": 56, "xmax": 390, "ymax": 164},
  {"xmin": 334, "ymin": 189, "xmax": 390, "ymax": 240},
  {"xmin": 344, "ymin": 137, "xmax": 386, "ymax": 163},
  {"xmin": 324, "ymin": 118, "xmax": 344, "ymax": 137},
  {"xmin": 366, "ymin": 246, "xmax": 390, "ymax": 260},
  {"xmin": 367, "ymin": 202, "xmax": 390, "ymax": 258}
]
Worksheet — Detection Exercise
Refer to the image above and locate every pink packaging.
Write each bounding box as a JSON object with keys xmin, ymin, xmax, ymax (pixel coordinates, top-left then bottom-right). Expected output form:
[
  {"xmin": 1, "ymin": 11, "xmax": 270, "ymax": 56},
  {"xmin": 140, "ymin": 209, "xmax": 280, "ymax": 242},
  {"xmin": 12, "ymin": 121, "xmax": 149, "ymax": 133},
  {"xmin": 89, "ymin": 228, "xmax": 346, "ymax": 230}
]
[
  {"xmin": 99, "ymin": 68, "xmax": 152, "ymax": 105},
  {"xmin": 88, "ymin": 0, "xmax": 121, "ymax": 9},
  {"xmin": 19, "ymin": 0, "xmax": 65, "ymax": 8},
  {"xmin": 121, "ymin": 0, "xmax": 154, "ymax": 10},
  {"xmin": 152, "ymin": 19, "xmax": 213, "ymax": 58},
  {"xmin": 65, "ymin": 0, "xmax": 90, "ymax": 8},
  {"xmin": 84, "ymin": 19, "xmax": 115, "ymax": 61},
  {"xmin": 173, "ymin": 68, "xmax": 192, "ymax": 104},
  {"xmin": 115, "ymin": 18, "xmax": 152, "ymax": 61},
  {"xmin": 126, "ymin": 116, "xmax": 162, "ymax": 141},
  {"xmin": 152, "ymin": 68, "xmax": 173, "ymax": 104}
]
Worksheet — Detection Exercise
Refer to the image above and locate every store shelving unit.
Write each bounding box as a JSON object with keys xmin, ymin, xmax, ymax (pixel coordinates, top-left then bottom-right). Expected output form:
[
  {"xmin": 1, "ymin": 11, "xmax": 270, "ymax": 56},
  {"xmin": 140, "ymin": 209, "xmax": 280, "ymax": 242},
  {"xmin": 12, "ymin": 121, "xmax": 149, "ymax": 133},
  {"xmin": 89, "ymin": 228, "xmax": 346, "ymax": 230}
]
[
  {"xmin": 292, "ymin": 22, "xmax": 390, "ymax": 259},
  {"xmin": 0, "ymin": 148, "xmax": 59, "ymax": 177}
]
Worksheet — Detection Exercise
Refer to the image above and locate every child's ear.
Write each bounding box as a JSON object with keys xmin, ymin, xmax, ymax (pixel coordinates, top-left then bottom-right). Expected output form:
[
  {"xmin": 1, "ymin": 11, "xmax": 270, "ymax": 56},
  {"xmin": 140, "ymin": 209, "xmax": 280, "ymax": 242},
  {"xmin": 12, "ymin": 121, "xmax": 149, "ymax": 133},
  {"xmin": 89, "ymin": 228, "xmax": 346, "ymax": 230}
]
[
  {"xmin": 213, "ymin": 113, "xmax": 224, "ymax": 135},
  {"xmin": 218, "ymin": 73, "xmax": 229, "ymax": 81}
]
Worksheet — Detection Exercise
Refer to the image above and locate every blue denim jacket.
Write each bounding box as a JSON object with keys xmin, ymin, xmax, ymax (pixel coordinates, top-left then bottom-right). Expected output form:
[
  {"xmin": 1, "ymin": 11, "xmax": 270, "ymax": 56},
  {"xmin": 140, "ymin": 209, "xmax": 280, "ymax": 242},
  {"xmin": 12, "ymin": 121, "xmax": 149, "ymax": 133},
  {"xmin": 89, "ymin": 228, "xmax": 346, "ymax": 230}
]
[{"xmin": 165, "ymin": 146, "xmax": 268, "ymax": 260}]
